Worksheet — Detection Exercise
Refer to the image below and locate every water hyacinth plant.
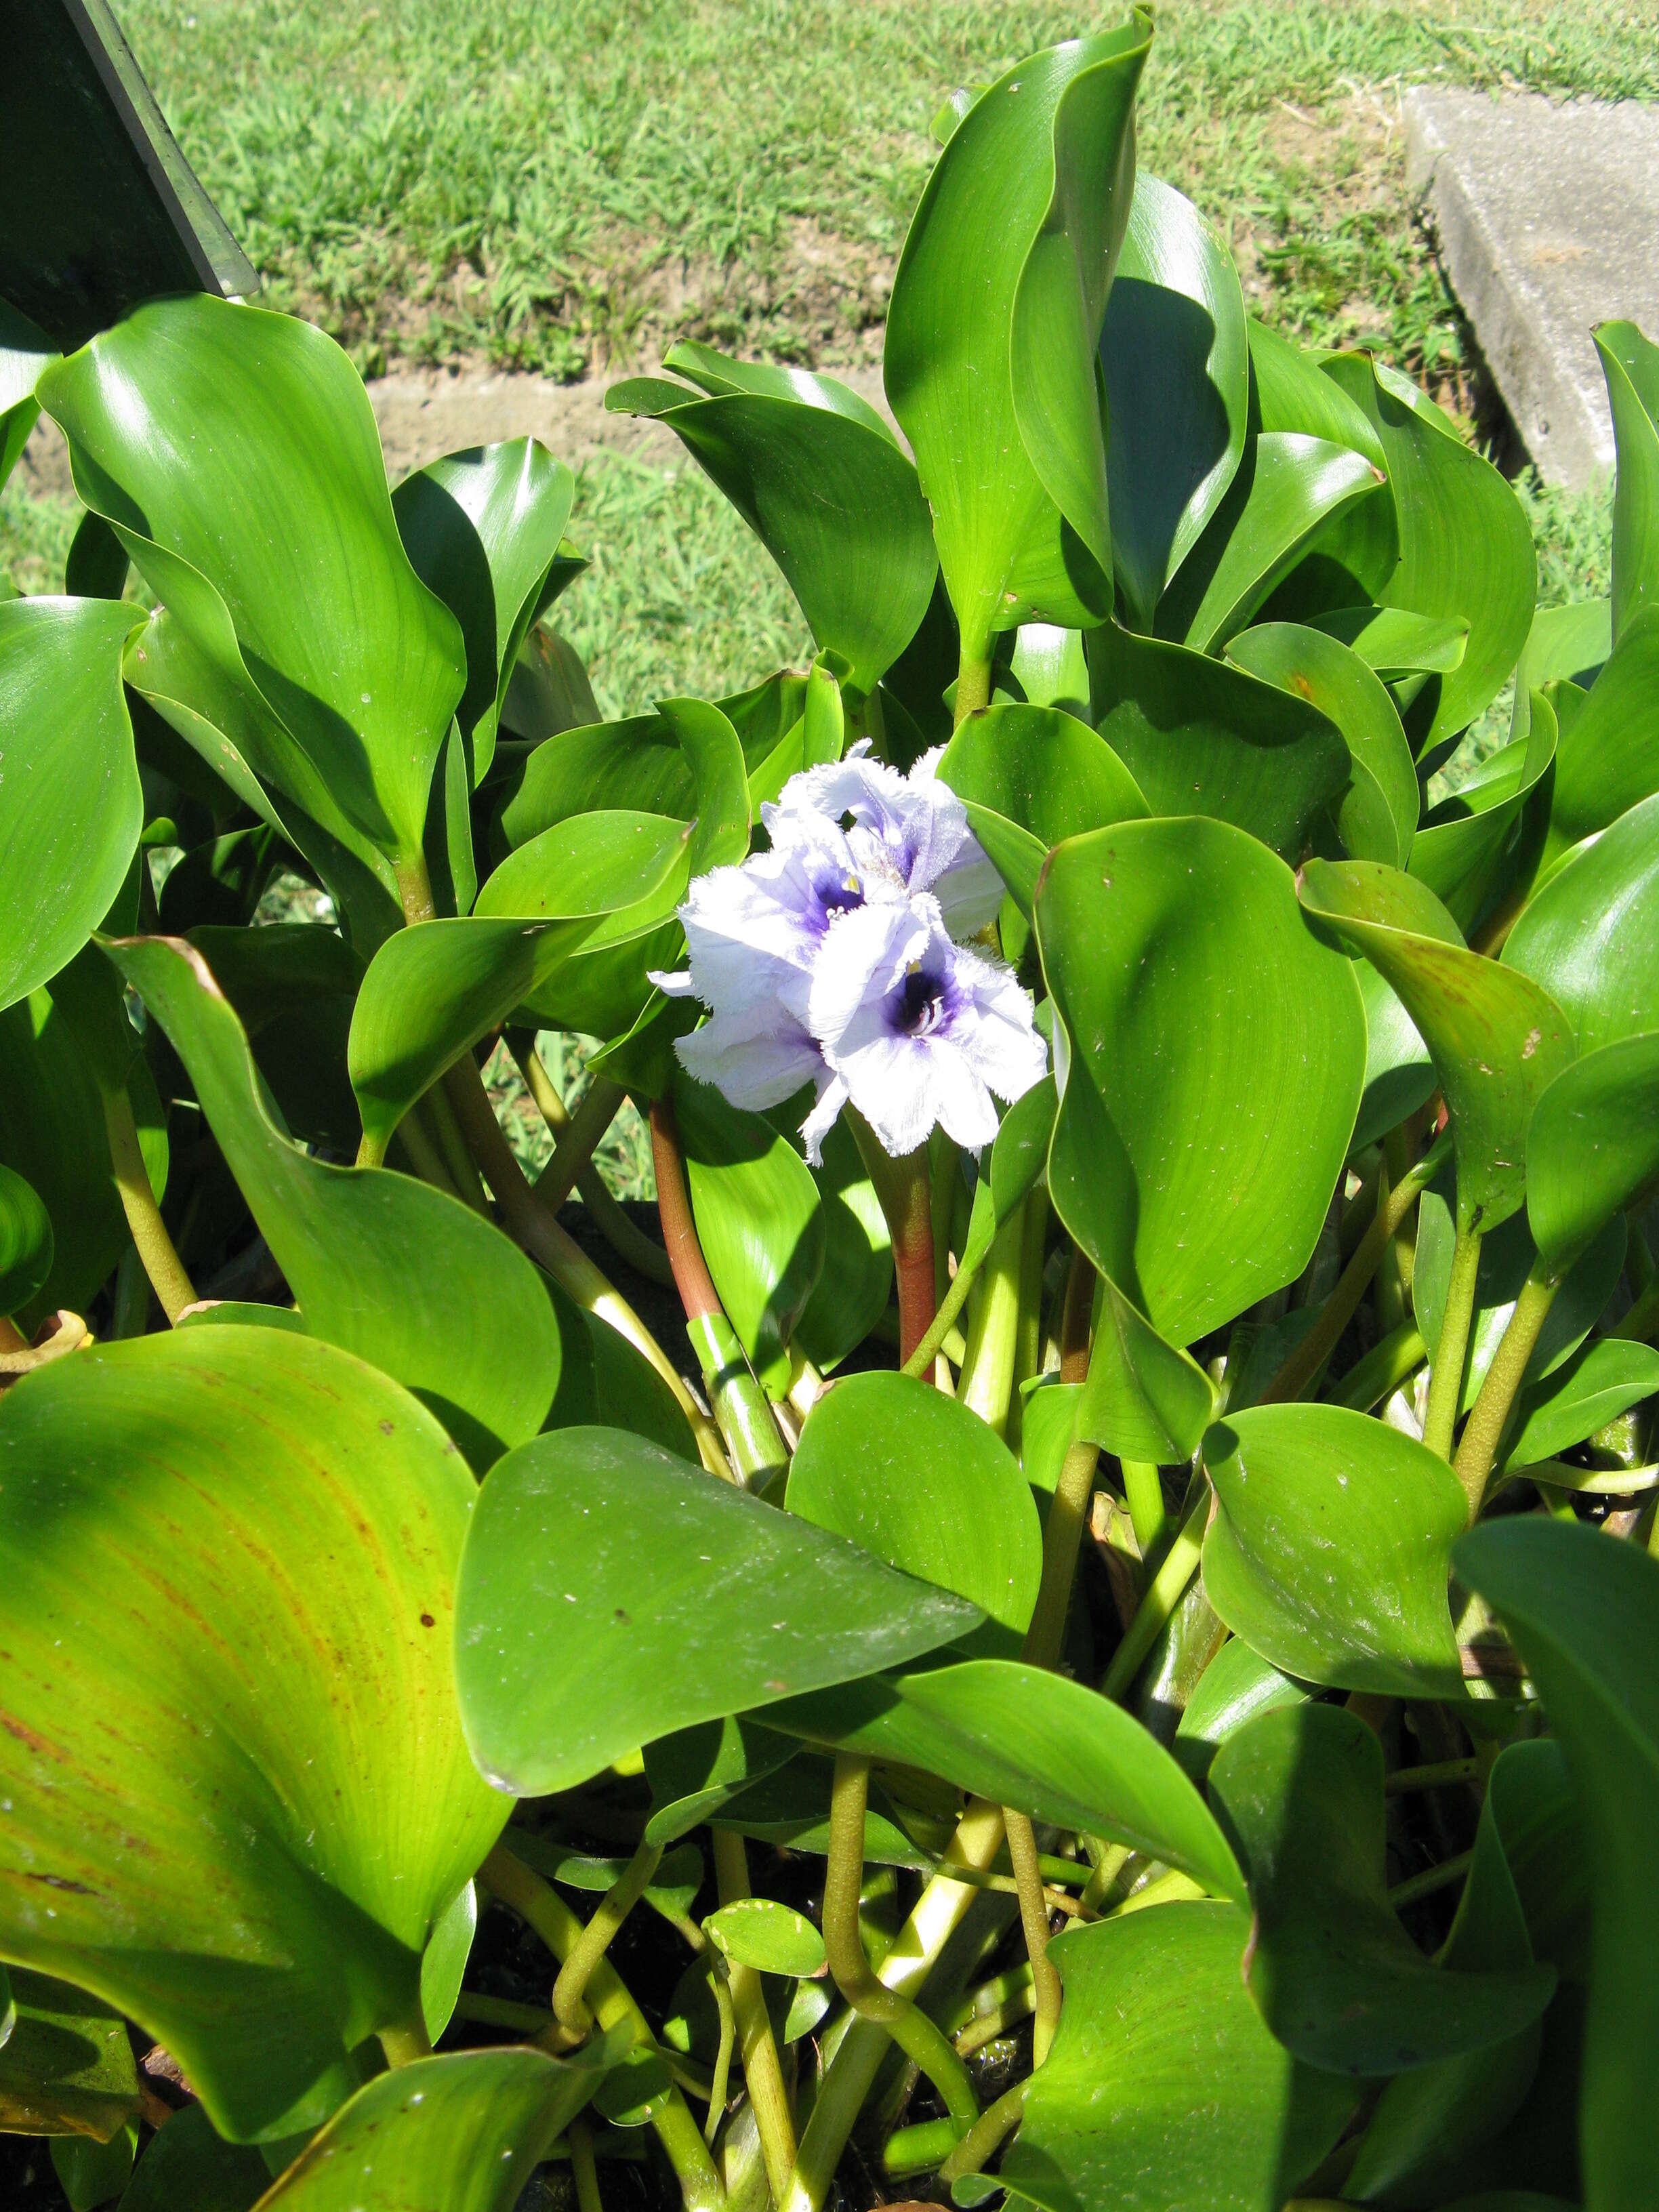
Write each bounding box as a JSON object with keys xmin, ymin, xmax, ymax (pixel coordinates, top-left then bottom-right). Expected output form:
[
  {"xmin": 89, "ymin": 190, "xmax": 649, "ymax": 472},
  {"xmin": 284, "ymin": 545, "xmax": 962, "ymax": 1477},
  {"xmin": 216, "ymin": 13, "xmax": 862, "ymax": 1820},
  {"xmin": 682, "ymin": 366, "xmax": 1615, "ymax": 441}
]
[{"xmin": 3, "ymin": 12, "xmax": 1659, "ymax": 2209}]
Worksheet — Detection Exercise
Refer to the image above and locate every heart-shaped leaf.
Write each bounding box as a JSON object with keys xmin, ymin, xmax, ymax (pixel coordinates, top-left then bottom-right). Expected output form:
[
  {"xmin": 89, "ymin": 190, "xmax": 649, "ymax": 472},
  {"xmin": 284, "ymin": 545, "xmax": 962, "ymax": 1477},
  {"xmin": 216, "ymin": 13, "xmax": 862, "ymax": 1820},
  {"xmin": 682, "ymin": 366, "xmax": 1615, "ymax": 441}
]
[
  {"xmin": 0, "ymin": 596, "xmax": 143, "ymax": 1010},
  {"xmin": 785, "ymin": 1370, "xmax": 1042, "ymax": 1645},
  {"xmin": 1298, "ymin": 859, "xmax": 1574, "ymax": 1233},
  {"xmin": 1227, "ymin": 619, "xmax": 1420, "ymax": 866},
  {"xmin": 1202, "ymin": 1404, "xmax": 1467, "ymax": 1698},
  {"xmin": 1525, "ymin": 1033, "xmax": 1659, "ymax": 1269},
  {"xmin": 392, "ymin": 438, "xmax": 573, "ymax": 780},
  {"xmin": 1075, "ymin": 1277, "xmax": 1216, "ymax": 1465},
  {"xmin": 1505, "ymin": 791, "xmax": 1659, "ymax": 1050},
  {"xmin": 998, "ymin": 1904, "xmax": 1359, "ymax": 2212},
  {"xmin": 1172, "ymin": 1638, "xmax": 1309, "ymax": 1785},
  {"xmin": 108, "ymin": 934, "xmax": 561, "ymax": 1467},
  {"xmin": 1040, "ymin": 817, "xmax": 1364, "ymax": 1341},
  {"xmin": 606, "ymin": 363, "xmax": 935, "ymax": 697},
  {"xmin": 0, "ymin": 1160, "xmax": 52, "ymax": 1317},
  {"xmin": 1597, "ymin": 319, "xmax": 1659, "ymax": 642},
  {"xmin": 42, "ymin": 298, "xmax": 464, "ymax": 883},
  {"xmin": 704, "ymin": 1900, "xmax": 825, "ymax": 1978},
  {"xmin": 1089, "ymin": 623, "xmax": 1350, "ymax": 861},
  {"xmin": 1501, "ymin": 1336, "xmax": 1659, "ymax": 1476},
  {"xmin": 453, "ymin": 1425, "xmax": 979, "ymax": 1796},
  {"xmin": 0, "ymin": 1971, "xmax": 140, "ymax": 2138},
  {"xmin": 937, "ymin": 701, "xmax": 1147, "ymax": 914},
  {"xmin": 1101, "ymin": 173, "xmax": 1249, "ymax": 630},
  {"xmin": 1541, "ymin": 607, "xmax": 1659, "ymax": 866},
  {"xmin": 0, "ymin": 1327, "xmax": 508, "ymax": 2142},
  {"xmin": 771, "ymin": 1657, "xmax": 1245, "ymax": 1901},
  {"xmin": 1209, "ymin": 1702, "xmax": 1555, "ymax": 2074},
  {"xmin": 1456, "ymin": 1516, "xmax": 1659, "ymax": 2211},
  {"xmin": 885, "ymin": 18, "xmax": 1152, "ymax": 662},
  {"xmin": 255, "ymin": 2047, "xmax": 604, "ymax": 2210}
]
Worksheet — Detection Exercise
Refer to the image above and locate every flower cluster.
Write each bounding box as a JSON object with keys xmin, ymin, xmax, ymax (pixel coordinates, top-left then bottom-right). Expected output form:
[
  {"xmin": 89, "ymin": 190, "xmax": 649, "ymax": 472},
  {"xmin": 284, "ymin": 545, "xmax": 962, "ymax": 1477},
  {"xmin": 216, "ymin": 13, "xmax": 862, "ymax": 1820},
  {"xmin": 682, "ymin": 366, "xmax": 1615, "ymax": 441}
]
[{"xmin": 653, "ymin": 743, "xmax": 1049, "ymax": 1162}]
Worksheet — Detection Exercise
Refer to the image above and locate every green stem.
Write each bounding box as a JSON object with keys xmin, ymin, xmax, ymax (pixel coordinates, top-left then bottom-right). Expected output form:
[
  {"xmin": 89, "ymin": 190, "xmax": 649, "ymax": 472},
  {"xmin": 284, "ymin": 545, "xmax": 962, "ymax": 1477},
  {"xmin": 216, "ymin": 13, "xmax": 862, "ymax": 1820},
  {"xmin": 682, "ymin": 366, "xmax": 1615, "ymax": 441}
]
[
  {"xmin": 821, "ymin": 1758, "xmax": 979, "ymax": 2129},
  {"xmin": 427, "ymin": 1082, "xmax": 491, "ymax": 1212},
  {"xmin": 903, "ymin": 1224, "xmax": 995, "ymax": 1380},
  {"xmin": 1021, "ymin": 1252, "xmax": 1101, "ymax": 1672},
  {"xmin": 937, "ymin": 2078, "xmax": 1031, "ymax": 2185},
  {"xmin": 1388, "ymin": 1849, "xmax": 1473, "ymax": 1911},
  {"xmin": 953, "ymin": 646, "xmax": 994, "ymax": 727},
  {"xmin": 1120, "ymin": 1461, "xmax": 1169, "ymax": 1562},
  {"xmin": 710, "ymin": 1829, "xmax": 798, "ymax": 2202},
  {"xmin": 703, "ymin": 1967, "xmax": 736, "ymax": 2148},
  {"xmin": 570, "ymin": 2120, "xmax": 605, "ymax": 2212},
  {"xmin": 954, "ymin": 1981, "xmax": 1036, "ymax": 2057},
  {"xmin": 103, "ymin": 1084, "xmax": 196, "ymax": 1323},
  {"xmin": 552, "ymin": 1839, "xmax": 664, "ymax": 2043},
  {"xmin": 377, "ymin": 2015, "xmax": 433, "ymax": 2067},
  {"xmin": 957, "ymin": 1202, "xmax": 1025, "ymax": 1435},
  {"xmin": 1007, "ymin": 1189, "xmax": 1048, "ymax": 1453},
  {"xmin": 1261, "ymin": 1134, "xmax": 1450, "ymax": 1405},
  {"xmin": 1330, "ymin": 1321, "xmax": 1426, "ymax": 1413},
  {"xmin": 1613, "ymin": 1273, "xmax": 1659, "ymax": 1345},
  {"xmin": 480, "ymin": 1845, "xmax": 725, "ymax": 2212},
  {"xmin": 1002, "ymin": 1809, "xmax": 1061, "ymax": 2066},
  {"xmin": 1101, "ymin": 1487, "xmax": 1208, "ymax": 1703},
  {"xmin": 511, "ymin": 1032, "xmax": 671, "ymax": 1285},
  {"xmin": 848, "ymin": 1112, "xmax": 936, "ymax": 1368},
  {"xmin": 391, "ymin": 1105, "xmax": 461, "ymax": 1197},
  {"xmin": 1385, "ymin": 1757, "xmax": 1480, "ymax": 1795},
  {"xmin": 1421, "ymin": 1218, "xmax": 1484, "ymax": 1461},
  {"xmin": 1452, "ymin": 1268, "xmax": 1561, "ymax": 1520}
]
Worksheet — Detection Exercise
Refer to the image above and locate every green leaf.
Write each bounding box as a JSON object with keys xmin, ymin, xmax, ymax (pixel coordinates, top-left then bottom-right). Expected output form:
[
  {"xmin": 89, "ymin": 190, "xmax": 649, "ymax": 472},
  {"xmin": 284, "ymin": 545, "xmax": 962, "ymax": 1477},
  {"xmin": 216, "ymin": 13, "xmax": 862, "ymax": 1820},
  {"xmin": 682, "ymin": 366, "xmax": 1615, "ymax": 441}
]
[
  {"xmin": 0, "ymin": 301, "xmax": 57, "ymax": 493},
  {"xmin": 792, "ymin": 1115, "xmax": 892, "ymax": 1372},
  {"xmin": 1209, "ymin": 1702, "xmax": 1555, "ymax": 2074},
  {"xmin": 1172, "ymin": 1637, "xmax": 1309, "ymax": 1785},
  {"xmin": 186, "ymin": 922, "xmax": 363, "ymax": 1153},
  {"xmin": 1089, "ymin": 623, "xmax": 1350, "ymax": 860},
  {"xmin": 1075, "ymin": 1275, "xmax": 1216, "ymax": 1464},
  {"xmin": 0, "ymin": 1160, "xmax": 52, "ymax": 1316},
  {"xmin": 1160, "ymin": 433, "xmax": 1385, "ymax": 654},
  {"xmin": 1525, "ymin": 1033, "xmax": 1659, "ymax": 1269},
  {"xmin": 785, "ymin": 1370, "xmax": 1042, "ymax": 1647},
  {"xmin": 1040, "ymin": 817, "xmax": 1364, "ymax": 1341},
  {"xmin": 642, "ymin": 1717, "xmax": 798, "ymax": 1846},
  {"xmin": 771, "ymin": 1657, "xmax": 1246, "ymax": 1901},
  {"xmin": 1541, "ymin": 610, "xmax": 1659, "ymax": 869},
  {"xmin": 42, "ymin": 297, "xmax": 464, "ymax": 880},
  {"xmin": 419, "ymin": 1882, "xmax": 476, "ymax": 2045},
  {"xmin": 53, "ymin": 2126, "xmax": 136, "ymax": 2212},
  {"xmin": 255, "ymin": 2048, "xmax": 603, "ymax": 2210},
  {"xmin": 1309, "ymin": 603, "xmax": 1469, "ymax": 679},
  {"xmin": 501, "ymin": 621, "xmax": 601, "ymax": 747},
  {"xmin": 453, "ymin": 1425, "xmax": 979, "ymax": 1797},
  {"xmin": 884, "ymin": 18, "xmax": 1153, "ymax": 659},
  {"xmin": 1298, "ymin": 859, "xmax": 1574, "ymax": 1233},
  {"xmin": 1315, "ymin": 356, "xmax": 1536, "ymax": 749},
  {"xmin": 1455, "ymin": 1517, "xmax": 1659, "ymax": 2211},
  {"xmin": 108, "ymin": 934, "xmax": 561, "ymax": 1467},
  {"xmin": 1410, "ymin": 689, "xmax": 1557, "ymax": 932},
  {"xmin": 999, "ymin": 1904, "xmax": 1359, "ymax": 2212},
  {"xmin": 0, "ymin": 596, "xmax": 143, "ymax": 1010},
  {"xmin": 1509, "ymin": 596, "xmax": 1609, "ymax": 744},
  {"xmin": 0, "ymin": 1328, "xmax": 507, "ymax": 2142},
  {"xmin": 392, "ymin": 438, "xmax": 574, "ymax": 780},
  {"xmin": 1202, "ymin": 1404, "xmax": 1467, "ymax": 1699},
  {"xmin": 118, "ymin": 2104, "xmax": 269, "ymax": 2212},
  {"xmin": 936, "ymin": 700, "xmax": 1147, "ymax": 914},
  {"xmin": 1505, "ymin": 792, "xmax": 1659, "ymax": 1050},
  {"xmin": 1006, "ymin": 621, "xmax": 1091, "ymax": 716},
  {"xmin": 1101, "ymin": 173, "xmax": 1249, "ymax": 630},
  {"xmin": 1351, "ymin": 958, "xmax": 1437, "ymax": 1155},
  {"xmin": 704, "ymin": 1900, "xmax": 825, "ymax": 1978},
  {"xmin": 0, "ymin": 1971, "xmax": 140, "ymax": 2138},
  {"xmin": 606, "ymin": 367, "xmax": 935, "ymax": 696},
  {"xmin": 675, "ymin": 1069, "xmax": 825, "ymax": 1391},
  {"xmin": 745, "ymin": 653, "xmax": 846, "ymax": 811},
  {"xmin": 1227, "ymin": 619, "xmax": 1419, "ymax": 865},
  {"xmin": 1597, "ymin": 319, "xmax": 1659, "ymax": 642},
  {"xmin": 1502, "ymin": 1336, "xmax": 1659, "ymax": 1475}
]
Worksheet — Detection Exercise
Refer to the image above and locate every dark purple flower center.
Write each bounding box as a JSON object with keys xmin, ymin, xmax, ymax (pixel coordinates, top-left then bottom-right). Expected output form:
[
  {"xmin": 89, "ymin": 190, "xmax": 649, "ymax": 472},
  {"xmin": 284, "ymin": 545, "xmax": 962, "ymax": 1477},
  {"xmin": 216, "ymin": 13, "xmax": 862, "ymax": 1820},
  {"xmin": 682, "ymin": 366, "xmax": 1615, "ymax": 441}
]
[{"xmin": 893, "ymin": 962, "xmax": 948, "ymax": 1037}]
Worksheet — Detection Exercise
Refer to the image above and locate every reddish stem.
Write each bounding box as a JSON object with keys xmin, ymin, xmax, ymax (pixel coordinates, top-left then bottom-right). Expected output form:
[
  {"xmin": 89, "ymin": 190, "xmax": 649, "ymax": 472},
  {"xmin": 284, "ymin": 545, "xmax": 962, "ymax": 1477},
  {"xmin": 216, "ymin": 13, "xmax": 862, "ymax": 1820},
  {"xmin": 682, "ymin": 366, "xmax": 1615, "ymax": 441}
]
[{"xmin": 649, "ymin": 1100, "xmax": 721, "ymax": 1324}]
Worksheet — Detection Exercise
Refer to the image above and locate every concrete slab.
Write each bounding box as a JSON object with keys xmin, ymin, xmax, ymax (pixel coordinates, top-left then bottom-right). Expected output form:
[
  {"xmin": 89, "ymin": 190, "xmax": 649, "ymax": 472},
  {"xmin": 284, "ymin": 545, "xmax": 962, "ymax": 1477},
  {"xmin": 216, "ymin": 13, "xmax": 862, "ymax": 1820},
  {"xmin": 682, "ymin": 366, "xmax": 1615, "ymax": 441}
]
[{"xmin": 1406, "ymin": 88, "xmax": 1659, "ymax": 488}]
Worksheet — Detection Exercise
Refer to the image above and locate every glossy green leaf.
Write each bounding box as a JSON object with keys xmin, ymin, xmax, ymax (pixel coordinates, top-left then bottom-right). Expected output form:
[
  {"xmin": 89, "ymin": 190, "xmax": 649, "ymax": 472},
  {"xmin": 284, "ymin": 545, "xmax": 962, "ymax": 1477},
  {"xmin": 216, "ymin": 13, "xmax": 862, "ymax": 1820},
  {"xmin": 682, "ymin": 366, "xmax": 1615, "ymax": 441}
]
[
  {"xmin": 704, "ymin": 1900, "xmax": 825, "ymax": 1978},
  {"xmin": 454, "ymin": 1425, "xmax": 979, "ymax": 1796},
  {"xmin": 42, "ymin": 297, "xmax": 464, "ymax": 880},
  {"xmin": 419, "ymin": 1883, "xmax": 476, "ymax": 2045},
  {"xmin": 1089, "ymin": 623, "xmax": 1350, "ymax": 859},
  {"xmin": 1456, "ymin": 1517, "xmax": 1659, "ymax": 2211},
  {"xmin": 1351, "ymin": 958, "xmax": 1436, "ymax": 1155},
  {"xmin": 0, "ymin": 1328, "xmax": 507, "ymax": 2142},
  {"xmin": 1597, "ymin": 319, "xmax": 1659, "ymax": 642},
  {"xmin": 676, "ymin": 1069, "xmax": 825, "ymax": 1391},
  {"xmin": 1172, "ymin": 1637, "xmax": 1309, "ymax": 1785},
  {"xmin": 1525, "ymin": 1033, "xmax": 1659, "ymax": 1269},
  {"xmin": 255, "ymin": 2047, "xmax": 602, "ymax": 2210},
  {"xmin": 108, "ymin": 934, "xmax": 560, "ymax": 1467},
  {"xmin": 118, "ymin": 2105, "xmax": 269, "ymax": 2212},
  {"xmin": 1502, "ymin": 1336, "xmax": 1659, "ymax": 1475},
  {"xmin": 52, "ymin": 2125, "xmax": 136, "ymax": 2212},
  {"xmin": 785, "ymin": 1370, "xmax": 1042, "ymax": 1646},
  {"xmin": 0, "ymin": 302, "xmax": 56, "ymax": 492},
  {"xmin": 1309, "ymin": 602, "xmax": 1469, "ymax": 679},
  {"xmin": 1248, "ymin": 317, "xmax": 1389, "ymax": 483},
  {"xmin": 1040, "ymin": 818, "xmax": 1364, "ymax": 1340},
  {"xmin": 1315, "ymin": 356, "xmax": 1536, "ymax": 748},
  {"xmin": 705, "ymin": 1757, "xmax": 929, "ymax": 1870},
  {"xmin": 1510, "ymin": 596, "xmax": 1610, "ymax": 743},
  {"xmin": 744, "ymin": 653, "xmax": 845, "ymax": 811},
  {"xmin": 1227, "ymin": 618, "xmax": 1419, "ymax": 865},
  {"xmin": 392, "ymin": 438, "xmax": 573, "ymax": 780},
  {"xmin": 0, "ymin": 1971, "xmax": 140, "ymax": 2138},
  {"xmin": 885, "ymin": 18, "xmax": 1152, "ymax": 660},
  {"xmin": 1410, "ymin": 689, "xmax": 1557, "ymax": 930},
  {"xmin": 1542, "ymin": 606, "xmax": 1659, "ymax": 867},
  {"xmin": 1210, "ymin": 1702, "xmax": 1555, "ymax": 2073},
  {"xmin": 1505, "ymin": 791, "xmax": 1659, "ymax": 1050},
  {"xmin": 0, "ymin": 1160, "xmax": 52, "ymax": 1317},
  {"xmin": 1161, "ymin": 432, "xmax": 1384, "ymax": 654},
  {"xmin": 936, "ymin": 699, "xmax": 1147, "ymax": 912},
  {"xmin": 1101, "ymin": 173, "xmax": 1249, "ymax": 628},
  {"xmin": 642, "ymin": 1717, "xmax": 798, "ymax": 1846},
  {"xmin": 186, "ymin": 922, "xmax": 363, "ymax": 1152},
  {"xmin": 792, "ymin": 1115, "xmax": 891, "ymax": 1372},
  {"xmin": 1006, "ymin": 621, "xmax": 1090, "ymax": 716},
  {"xmin": 1074, "ymin": 1275, "xmax": 1216, "ymax": 1464},
  {"xmin": 1299, "ymin": 859, "xmax": 1574, "ymax": 1233},
  {"xmin": 771, "ymin": 1657, "xmax": 1245, "ymax": 1901},
  {"xmin": 1202, "ymin": 1404, "xmax": 1467, "ymax": 1698},
  {"xmin": 999, "ymin": 1904, "xmax": 1359, "ymax": 2212},
  {"xmin": 607, "ymin": 366, "xmax": 934, "ymax": 696}
]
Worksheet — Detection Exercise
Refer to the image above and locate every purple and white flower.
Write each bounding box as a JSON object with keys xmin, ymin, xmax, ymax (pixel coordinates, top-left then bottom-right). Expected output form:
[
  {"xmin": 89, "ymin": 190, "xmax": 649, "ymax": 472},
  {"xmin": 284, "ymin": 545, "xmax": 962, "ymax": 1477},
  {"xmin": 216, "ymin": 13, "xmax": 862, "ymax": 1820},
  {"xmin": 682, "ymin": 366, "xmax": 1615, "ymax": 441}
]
[{"xmin": 652, "ymin": 743, "xmax": 1046, "ymax": 1163}]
